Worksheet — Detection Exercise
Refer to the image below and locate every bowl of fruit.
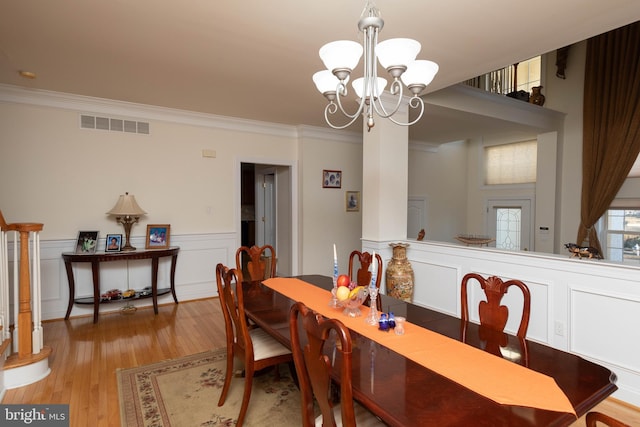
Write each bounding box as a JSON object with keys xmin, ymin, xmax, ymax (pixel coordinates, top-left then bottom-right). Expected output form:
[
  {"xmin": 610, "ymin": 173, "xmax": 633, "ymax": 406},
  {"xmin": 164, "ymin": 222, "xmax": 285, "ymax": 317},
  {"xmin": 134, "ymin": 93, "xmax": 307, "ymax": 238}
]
[{"xmin": 335, "ymin": 275, "xmax": 369, "ymax": 317}]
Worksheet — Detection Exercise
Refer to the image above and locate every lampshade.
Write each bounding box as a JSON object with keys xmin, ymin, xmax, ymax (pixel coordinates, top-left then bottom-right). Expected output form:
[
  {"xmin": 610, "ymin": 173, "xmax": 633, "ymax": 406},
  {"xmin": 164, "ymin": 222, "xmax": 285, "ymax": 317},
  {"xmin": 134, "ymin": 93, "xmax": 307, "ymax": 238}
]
[
  {"xmin": 376, "ymin": 38, "xmax": 421, "ymax": 69},
  {"xmin": 107, "ymin": 192, "xmax": 146, "ymax": 216},
  {"xmin": 319, "ymin": 40, "xmax": 363, "ymax": 73},
  {"xmin": 401, "ymin": 60, "xmax": 440, "ymax": 89},
  {"xmin": 352, "ymin": 77, "xmax": 387, "ymax": 99},
  {"xmin": 313, "ymin": 70, "xmax": 349, "ymax": 94}
]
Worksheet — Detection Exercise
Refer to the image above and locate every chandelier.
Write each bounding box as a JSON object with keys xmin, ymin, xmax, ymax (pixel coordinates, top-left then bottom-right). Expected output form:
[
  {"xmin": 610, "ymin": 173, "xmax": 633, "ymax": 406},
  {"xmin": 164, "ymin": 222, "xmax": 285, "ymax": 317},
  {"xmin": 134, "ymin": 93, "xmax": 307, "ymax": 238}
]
[{"xmin": 313, "ymin": 0, "xmax": 439, "ymax": 131}]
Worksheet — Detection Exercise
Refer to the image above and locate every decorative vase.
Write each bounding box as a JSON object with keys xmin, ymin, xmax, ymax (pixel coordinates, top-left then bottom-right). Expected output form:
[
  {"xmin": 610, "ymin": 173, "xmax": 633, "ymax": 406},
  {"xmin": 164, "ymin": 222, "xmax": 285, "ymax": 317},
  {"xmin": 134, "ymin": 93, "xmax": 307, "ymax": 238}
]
[
  {"xmin": 529, "ymin": 86, "xmax": 546, "ymax": 106},
  {"xmin": 385, "ymin": 243, "xmax": 415, "ymax": 302}
]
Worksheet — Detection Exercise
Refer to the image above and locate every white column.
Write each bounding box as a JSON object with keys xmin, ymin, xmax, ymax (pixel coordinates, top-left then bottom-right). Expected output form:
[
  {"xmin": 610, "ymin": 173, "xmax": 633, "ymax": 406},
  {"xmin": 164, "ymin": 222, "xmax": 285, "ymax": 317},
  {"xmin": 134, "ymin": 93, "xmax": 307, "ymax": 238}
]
[{"xmin": 362, "ymin": 95, "xmax": 410, "ymax": 242}]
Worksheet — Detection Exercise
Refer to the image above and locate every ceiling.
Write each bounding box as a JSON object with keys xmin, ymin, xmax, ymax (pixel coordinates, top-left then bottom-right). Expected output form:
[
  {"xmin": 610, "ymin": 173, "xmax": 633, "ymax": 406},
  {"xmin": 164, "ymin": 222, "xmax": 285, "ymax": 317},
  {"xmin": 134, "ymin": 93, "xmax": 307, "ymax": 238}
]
[{"xmin": 1, "ymin": 1, "xmax": 639, "ymax": 143}]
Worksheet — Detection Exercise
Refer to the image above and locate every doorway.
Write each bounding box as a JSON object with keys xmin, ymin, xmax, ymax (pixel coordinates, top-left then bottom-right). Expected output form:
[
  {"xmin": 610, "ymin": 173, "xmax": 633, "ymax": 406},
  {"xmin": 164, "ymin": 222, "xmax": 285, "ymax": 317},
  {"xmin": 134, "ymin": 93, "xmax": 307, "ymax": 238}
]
[{"xmin": 240, "ymin": 162, "xmax": 293, "ymax": 276}]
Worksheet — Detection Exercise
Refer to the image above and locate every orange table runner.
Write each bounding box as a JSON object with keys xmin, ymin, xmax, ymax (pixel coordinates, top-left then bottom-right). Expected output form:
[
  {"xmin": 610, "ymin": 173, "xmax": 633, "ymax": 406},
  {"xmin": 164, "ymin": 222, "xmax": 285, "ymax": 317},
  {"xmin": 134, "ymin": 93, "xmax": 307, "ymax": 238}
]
[{"xmin": 263, "ymin": 277, "xmax": 576, "ymax": 416}]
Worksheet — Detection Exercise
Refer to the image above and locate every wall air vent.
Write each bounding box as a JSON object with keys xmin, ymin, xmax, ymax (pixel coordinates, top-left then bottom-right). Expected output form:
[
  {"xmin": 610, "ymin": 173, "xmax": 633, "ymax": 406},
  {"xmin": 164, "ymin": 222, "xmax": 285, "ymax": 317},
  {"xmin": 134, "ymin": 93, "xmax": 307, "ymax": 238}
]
[{"xmin": 80, "ymin": 114, "xmax": 150, "ymax": 135}]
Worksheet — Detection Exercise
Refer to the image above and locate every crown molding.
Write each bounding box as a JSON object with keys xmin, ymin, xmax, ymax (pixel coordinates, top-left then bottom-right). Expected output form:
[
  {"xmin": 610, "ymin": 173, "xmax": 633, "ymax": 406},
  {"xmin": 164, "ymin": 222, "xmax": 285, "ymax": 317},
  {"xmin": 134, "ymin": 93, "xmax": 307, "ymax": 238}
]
[
  {"xmin": 0, "ymin": 84, "xmax": 298, "ymax": 139},
  {"xmin": 296, "ymin": 125, "xmax": 362, "ymax": 144}
]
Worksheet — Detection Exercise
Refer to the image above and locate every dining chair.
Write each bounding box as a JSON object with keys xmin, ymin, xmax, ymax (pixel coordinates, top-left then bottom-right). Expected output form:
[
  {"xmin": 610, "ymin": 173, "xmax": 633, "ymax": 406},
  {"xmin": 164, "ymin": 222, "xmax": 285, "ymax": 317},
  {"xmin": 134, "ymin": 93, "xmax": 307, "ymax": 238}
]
[
  {"xmin": 215, "ymin": 263, "xmax": 293, "ymax": 426},
  {"xmin": 461, "ymin": 273, "xmax": 531, "ymax": 339},
  {"xmin": 289, "ymin": 301, "xmax": 386, "ymax": 427},
  {"xmin": 235, "ymin": 244, "xmax": 276, "ymax": 281},
  {"xmin": 586, "ymin": 411, "xmax": 631, "ymax": 427},
  {"xmin": 347, "ymin": 250, "xmax": 383, "ymax": 310}
]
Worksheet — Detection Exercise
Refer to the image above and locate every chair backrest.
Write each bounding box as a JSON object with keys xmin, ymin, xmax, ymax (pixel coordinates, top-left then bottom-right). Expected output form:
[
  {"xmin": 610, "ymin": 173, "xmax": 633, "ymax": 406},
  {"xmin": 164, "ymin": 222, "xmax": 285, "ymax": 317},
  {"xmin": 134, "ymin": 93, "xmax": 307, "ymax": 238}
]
[
  {"xmin": 289, "ymin": 301, "xmax": 355, "ymax": 427},
  {"xmin": 461, "ymin": 273, "xmax": 531, "ymax": 339},
  {"xmin": 235, "ymin": 245, "xmax": 276, "ymax": 281},
  {"xmin": 348, "ymin": 250, "xmax": 383, "ymax": 309},
  {"xmin": 216, "ymin": 263, "xmax": 253, "ymax": 360},
  {"xmin": 586, "ymin": 412, "xmax": 630, "ymax": 427}
]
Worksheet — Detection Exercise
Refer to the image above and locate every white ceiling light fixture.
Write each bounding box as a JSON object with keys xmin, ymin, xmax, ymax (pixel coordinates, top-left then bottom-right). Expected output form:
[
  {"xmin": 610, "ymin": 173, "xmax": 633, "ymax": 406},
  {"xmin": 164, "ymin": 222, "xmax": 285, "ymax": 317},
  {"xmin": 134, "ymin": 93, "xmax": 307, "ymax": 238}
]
[{"xmin": 312, "ymin": 0, "xmax": 439, "ymax": 131}]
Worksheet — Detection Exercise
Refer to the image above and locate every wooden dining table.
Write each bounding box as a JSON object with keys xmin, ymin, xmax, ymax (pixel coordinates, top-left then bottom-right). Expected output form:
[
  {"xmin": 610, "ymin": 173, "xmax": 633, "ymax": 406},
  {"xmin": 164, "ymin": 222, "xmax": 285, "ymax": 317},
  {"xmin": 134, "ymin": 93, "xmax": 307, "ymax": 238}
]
[{"xmin": 241, "ymin": 274, "xmax": 617, "ymax": 427}]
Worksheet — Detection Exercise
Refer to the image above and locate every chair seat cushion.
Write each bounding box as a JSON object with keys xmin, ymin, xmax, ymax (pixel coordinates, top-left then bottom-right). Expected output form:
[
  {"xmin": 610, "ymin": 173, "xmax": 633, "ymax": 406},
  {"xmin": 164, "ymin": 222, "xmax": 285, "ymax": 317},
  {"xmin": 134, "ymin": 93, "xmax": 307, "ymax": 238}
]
[
  {"xmin": 250, "ymin": 327, "xmax": 291, "ymax": 360},
  {"xmin": 315, "ymin": 402, "xmax": 386, "ymax": 427}
]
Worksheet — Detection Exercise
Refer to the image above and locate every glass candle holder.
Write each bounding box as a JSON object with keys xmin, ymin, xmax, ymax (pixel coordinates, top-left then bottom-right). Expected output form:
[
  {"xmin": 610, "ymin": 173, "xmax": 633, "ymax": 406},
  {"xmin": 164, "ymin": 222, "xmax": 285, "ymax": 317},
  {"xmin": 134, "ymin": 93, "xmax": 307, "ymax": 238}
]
[{"xmin": 394, "ymin": 316, "xmax": 406, "ymax": 335}]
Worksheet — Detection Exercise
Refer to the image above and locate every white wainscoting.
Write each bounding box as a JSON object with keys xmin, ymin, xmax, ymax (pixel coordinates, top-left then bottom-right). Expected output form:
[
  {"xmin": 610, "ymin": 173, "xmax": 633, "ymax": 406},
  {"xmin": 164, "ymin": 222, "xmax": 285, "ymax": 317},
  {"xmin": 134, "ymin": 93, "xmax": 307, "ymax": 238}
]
[
  {"xmin": 362, "ymin": 239, "xmax": 640, "ymax": 407},
  {"xmin": 9, "ymin": 232, "xmax": 237, "ymax": 321}
]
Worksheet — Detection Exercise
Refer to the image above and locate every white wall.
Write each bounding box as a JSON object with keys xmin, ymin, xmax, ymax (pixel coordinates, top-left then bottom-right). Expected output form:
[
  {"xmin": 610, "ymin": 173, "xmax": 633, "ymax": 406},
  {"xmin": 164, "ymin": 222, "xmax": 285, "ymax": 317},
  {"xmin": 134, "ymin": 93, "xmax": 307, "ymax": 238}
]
[
  {"xmin": 298, "ymin": 128, "xmax": 364, "ymax": 275},
  {"xmin": 407, "ymin": 140, "xmax": 468, "ymax": 243},
  {"xmin": 0, "ymin": 96, "xmax": 297, "ymax": 239}
]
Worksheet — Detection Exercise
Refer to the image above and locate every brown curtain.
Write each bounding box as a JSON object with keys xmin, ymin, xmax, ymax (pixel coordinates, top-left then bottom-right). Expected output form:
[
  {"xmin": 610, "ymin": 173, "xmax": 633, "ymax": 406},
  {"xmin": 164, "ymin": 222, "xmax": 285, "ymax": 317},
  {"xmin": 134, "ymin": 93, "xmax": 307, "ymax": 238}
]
[{"xmin": 577, "ymin": 21, "xmax": 640, "ymax": 255}]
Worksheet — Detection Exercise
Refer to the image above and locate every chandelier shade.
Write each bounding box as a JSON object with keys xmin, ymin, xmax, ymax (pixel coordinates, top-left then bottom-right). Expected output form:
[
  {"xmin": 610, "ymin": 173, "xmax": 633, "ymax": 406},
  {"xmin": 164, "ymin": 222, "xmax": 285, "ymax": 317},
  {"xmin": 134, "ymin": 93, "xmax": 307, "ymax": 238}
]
[
  {"xmin": 402, "ymin": 60, "xmax": 440, "ymax": 91},
  {"xmin": 319, "ymin": 41, "xmax": 363, "ymax": 73},
  {"xmin": 313, "ymin": 70, "xmax": 346, "ymax": 96},
  {"xmin": 376, "ymin": 38, "xmax": 421, "ymax": 70},
  {"xmin": 352, "ymin": 77, "xmax": 387, "ymax": 99},
  {"xmin": 313, "ymin": 0, "xmax": 438, "ymax": 131}
]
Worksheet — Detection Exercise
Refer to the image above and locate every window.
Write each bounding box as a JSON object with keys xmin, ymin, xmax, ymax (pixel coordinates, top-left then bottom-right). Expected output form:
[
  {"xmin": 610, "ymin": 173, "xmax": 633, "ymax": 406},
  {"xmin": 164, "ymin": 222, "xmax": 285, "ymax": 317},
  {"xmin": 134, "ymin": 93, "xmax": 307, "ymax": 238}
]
[
  {"xmin": 515, "ymin": 56, "xmax": 541, "ymax": 93},
  {"xmin": 601, "ymin": 209, "xmax": 640, "ymax": 262},
  {"xmin": 484, "ymin": 140, "xmax": 537, "ymax": 185}
]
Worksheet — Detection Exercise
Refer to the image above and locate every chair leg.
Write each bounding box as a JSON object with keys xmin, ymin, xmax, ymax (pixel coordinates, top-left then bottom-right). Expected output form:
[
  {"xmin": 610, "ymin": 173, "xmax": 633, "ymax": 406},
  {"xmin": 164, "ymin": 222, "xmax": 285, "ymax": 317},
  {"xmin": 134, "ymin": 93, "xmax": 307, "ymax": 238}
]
[
  {"xmin": 218, "ymin": 350, "xmax": 234, "ymax": 406},
  {"xmin": 288, "ymin": 361, "xmax": 299, "ymax": 389},
  {"xmin": 237, "ymin": 365, "xmax": 255, "ymax": 427}
]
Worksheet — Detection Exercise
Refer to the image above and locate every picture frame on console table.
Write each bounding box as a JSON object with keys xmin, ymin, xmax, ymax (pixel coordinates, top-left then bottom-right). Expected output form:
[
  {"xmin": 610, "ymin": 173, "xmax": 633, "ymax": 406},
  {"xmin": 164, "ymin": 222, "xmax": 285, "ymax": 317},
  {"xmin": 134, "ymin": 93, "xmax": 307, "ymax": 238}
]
[
  {"xmin": 145, "ymin": 224, "xmax": 170, "ymax": 249},
  {"xmin": 322, "ymin": 170, "xmax": 342, "ymax": 188},
  {"xmin": 75, "ymin": 231, "xmax": 99, "ymax": 254},
  {"xmin": 105, "ymin": 234, "xmax": 122, "ymax": 252}
]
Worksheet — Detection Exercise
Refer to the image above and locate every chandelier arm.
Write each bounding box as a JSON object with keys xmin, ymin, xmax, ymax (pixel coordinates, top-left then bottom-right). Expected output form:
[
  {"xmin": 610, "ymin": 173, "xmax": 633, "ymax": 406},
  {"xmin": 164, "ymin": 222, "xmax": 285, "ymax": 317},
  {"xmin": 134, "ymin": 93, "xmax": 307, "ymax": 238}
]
[
  {"xmin": 370, "ymin": 79, "xmax": 404, "ymax": 119},
  {"xmin": 385, "ymin": 96, "xmax": 426, "ymax": 126},
  {"xmin": 324, "ymin": 90, "xmax": 368, "ymax": 129},
  {"xmin": 334, "ymin": 82, "xmax": 367, "ymax": 120}
]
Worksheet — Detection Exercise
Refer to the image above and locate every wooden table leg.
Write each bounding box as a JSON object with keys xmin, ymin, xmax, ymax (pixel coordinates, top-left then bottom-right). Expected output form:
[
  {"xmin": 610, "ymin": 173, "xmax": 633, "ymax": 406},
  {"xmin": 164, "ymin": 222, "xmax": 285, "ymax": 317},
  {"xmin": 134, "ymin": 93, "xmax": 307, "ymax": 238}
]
[
  {"xmin": 170, "ymin": 253, "xmax": 179, "ymax": 304},
  {"xmin": 91, "ymin": 261, "xmax": 100, "ymax": 323},
  {"xmin": 64, "ymin": 259, "xmax": 75, "ymax": 320},
  {"xmin": 151, "ymin": 257, "xmax": 159, "ymax": 314}
]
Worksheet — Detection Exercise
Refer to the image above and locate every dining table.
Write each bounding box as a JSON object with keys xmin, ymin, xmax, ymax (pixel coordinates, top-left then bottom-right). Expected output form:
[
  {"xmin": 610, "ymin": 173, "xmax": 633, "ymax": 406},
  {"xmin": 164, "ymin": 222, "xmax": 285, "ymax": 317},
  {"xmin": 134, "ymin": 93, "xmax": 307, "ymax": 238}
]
[{"xmin": 241, "ymin": 274, "xmax": 617, "ymax": 427}]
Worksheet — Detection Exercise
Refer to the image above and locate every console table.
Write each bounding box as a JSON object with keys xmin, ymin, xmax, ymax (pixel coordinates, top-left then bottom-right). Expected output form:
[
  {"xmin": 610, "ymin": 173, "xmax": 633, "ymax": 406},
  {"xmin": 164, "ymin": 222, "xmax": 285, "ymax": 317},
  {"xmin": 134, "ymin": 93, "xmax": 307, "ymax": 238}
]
[{"xmin": 62, "ymin": 246, "xmax": 179, "ymax": 323}]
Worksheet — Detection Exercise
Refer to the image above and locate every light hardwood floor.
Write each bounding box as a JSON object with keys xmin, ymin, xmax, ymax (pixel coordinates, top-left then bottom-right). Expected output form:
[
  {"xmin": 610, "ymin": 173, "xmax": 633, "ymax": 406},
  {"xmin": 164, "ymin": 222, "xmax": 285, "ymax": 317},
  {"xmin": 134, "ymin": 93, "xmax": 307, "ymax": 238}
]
[{"xmin": 2, "ymin": 299, "xmax": 639, "ymax": 426}]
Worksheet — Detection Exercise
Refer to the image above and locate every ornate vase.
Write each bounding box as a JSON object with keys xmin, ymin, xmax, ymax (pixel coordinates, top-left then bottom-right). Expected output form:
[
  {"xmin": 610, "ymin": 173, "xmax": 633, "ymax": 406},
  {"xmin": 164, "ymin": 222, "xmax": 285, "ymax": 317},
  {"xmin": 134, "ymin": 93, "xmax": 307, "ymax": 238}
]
[
  {"xmin": 529, "ymin": 86, "xmax": 546, "ymax": 106},
  {"xmin": 385, "ymin": 243, "xmax": 415, "ymax": 302}
]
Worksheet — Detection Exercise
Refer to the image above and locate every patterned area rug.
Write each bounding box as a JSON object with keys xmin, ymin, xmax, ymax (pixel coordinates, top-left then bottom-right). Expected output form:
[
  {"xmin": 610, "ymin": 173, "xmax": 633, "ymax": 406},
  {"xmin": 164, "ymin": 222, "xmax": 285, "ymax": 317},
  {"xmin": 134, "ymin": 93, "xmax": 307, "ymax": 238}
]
[{"xmin": 117, "ymin": 348, "xmax": 302, "ymax": 426}]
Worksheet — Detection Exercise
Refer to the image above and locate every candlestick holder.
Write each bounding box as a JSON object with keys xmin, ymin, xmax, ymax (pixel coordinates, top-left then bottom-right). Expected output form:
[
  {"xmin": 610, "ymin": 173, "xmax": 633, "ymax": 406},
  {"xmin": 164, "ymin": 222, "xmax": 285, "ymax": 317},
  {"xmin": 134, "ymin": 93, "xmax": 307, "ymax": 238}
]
[
  {"xmin": 365, "ymin": 285, "xmax": 379, "ymax": 325},
  {"xmin": 329, "ymin": 261, "xmax": 339, "ymax": 307}
]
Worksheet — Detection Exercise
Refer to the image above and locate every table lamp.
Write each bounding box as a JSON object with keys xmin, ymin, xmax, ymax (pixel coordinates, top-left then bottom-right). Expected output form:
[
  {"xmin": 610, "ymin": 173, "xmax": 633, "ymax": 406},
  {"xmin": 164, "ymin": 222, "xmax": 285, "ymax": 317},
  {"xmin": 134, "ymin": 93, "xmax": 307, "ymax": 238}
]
[{"xmin": 107, "ymin": 192, "xmax": 146, "ymax": 251}]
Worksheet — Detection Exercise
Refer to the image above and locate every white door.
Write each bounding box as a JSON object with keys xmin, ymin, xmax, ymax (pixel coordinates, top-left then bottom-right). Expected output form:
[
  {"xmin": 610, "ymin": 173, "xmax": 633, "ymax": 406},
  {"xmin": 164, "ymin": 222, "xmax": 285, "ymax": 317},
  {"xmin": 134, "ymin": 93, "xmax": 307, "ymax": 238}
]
[
  {"xmin": 407, "ymin": 197, "xmax": 427, "ymax": 240},
  {"xmin": 255, "ymin": 171, "xmax": 276, "ymax": 249},
  {"xmin": 486, "ymin": 199, "xmax": 533, "ymax": 251}
]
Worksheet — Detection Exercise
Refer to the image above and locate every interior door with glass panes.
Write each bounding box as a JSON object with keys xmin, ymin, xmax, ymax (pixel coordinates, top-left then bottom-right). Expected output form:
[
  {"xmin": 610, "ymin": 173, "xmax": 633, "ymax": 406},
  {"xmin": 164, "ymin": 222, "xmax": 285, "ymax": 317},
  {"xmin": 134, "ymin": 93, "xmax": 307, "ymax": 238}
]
[{"xmin": 486, "ymin": 199, "xmax": 532, "ymax": 251}]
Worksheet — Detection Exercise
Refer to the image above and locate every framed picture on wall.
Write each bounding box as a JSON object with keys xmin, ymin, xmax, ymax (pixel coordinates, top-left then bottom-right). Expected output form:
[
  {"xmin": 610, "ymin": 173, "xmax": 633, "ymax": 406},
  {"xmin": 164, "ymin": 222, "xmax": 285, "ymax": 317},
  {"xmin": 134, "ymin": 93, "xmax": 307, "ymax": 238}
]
[
  {"xmin": 146, "ymin": 224, "xmax": 170, "ymax": 249},
  {"xmin": 322, "ymin": 170, "xmax": 342, "ymax": 188},
  {"xmin": 105, "ymin": 234, "xmax": 122, "ymax": 252},
  {"xmin": 75, "ymin": 231, "xmax": 98, "ymax": 254},
  {"xmin": 346, "ymin": 191, "xmax": 360, "ymax": 212}
]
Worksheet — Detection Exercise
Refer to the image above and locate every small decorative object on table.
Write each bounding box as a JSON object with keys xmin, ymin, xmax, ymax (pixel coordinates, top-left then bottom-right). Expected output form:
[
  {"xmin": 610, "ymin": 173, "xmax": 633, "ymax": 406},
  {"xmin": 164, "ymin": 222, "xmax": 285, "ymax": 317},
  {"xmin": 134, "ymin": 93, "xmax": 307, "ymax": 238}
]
[
  {"xmin": 564, "ymin": 243, "xmax": 603, "ymax": 259},
  {"xmin": 146, "ymin": 224, "xmax": 170, "ymax": 249},
  {"xmin": 365, "ymin": 250, "xmax": 379, "ymax": 326},
  {"xmin": 338, "ymin": 285, "xmax": 368, "ymax": 317},
  {"xmin": 455, "ymin": 234, "xmax": 495, "ymax": 247},
  {"xmin": 329, "ymin": 243, "xmax": 340, "ymax": 307},
  {"xmin": 394, "ymin": 316, "xmax": 406, "ymax": 335},
  {"xmin": 378, "ymin": 313, "xmax": 389, "ymax": 331}
]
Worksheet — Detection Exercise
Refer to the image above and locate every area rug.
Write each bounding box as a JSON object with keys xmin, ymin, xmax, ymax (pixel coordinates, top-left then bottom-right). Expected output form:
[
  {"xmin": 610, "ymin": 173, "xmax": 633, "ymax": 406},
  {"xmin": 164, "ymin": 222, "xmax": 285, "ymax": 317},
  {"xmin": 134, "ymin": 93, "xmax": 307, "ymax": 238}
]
[{"xmin": 117, "ymin": 348, "xmax": 302, "ymax": 426}]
